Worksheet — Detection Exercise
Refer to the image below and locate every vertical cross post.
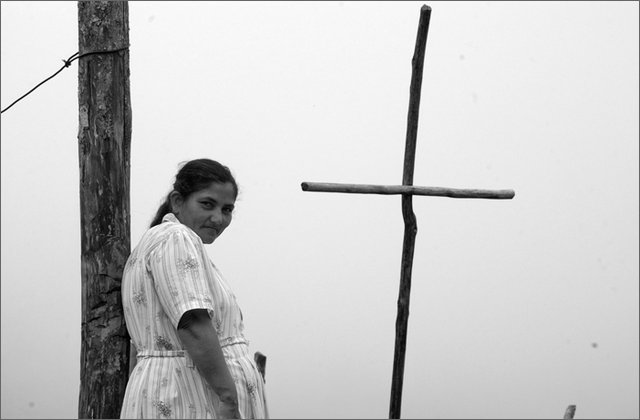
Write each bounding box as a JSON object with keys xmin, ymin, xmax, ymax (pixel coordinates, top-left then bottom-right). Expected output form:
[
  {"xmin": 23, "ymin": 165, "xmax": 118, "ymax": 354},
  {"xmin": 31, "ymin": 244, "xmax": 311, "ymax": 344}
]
[
  {"xmin": 301, "ymin": 4, "xmax": 514, "ymax": 419},
  {"xmin": 77, "ymin": 1, "xmax": 131, "ymax": 418},
  {"xmin": 390, "ymin": 5, "xmax": 431, "ymax": 418}
]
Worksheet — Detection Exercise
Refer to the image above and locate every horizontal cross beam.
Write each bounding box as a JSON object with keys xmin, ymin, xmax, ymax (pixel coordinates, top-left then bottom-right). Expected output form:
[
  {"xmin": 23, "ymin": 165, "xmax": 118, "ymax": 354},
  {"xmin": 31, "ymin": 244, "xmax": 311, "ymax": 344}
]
[{"xmin": 301, "ymin": 182, "xmax": 515, "ymax": 200}]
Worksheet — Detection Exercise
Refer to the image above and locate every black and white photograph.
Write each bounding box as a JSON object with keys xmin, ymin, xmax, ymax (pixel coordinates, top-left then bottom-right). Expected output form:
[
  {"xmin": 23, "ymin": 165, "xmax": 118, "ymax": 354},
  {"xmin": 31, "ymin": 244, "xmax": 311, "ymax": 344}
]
[{"xmin": 1, "ymin": 1, "xmax": 638, "ymax": 419}]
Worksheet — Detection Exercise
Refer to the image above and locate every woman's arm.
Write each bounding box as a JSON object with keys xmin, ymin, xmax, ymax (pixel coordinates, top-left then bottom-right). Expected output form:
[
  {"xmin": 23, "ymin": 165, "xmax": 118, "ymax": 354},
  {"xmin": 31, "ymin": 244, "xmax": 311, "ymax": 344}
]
[{"xmin": 177, "ymin": 309, "xmax": 240, "ymax": 419}]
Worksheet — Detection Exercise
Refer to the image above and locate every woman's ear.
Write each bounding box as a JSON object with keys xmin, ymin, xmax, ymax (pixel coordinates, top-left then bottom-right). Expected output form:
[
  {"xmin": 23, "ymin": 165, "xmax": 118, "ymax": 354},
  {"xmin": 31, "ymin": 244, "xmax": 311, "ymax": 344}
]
[{"xmin": 168, "ymin": 191, "xmax": 183, "ymax": 215}]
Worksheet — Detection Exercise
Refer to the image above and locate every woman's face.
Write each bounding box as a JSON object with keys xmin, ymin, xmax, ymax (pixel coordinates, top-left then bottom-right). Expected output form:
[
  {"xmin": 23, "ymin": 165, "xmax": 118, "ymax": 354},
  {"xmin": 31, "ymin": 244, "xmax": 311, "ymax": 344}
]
[{"xmin": 171, "ymin": 182, "xmax": 236, "ymax": 244}]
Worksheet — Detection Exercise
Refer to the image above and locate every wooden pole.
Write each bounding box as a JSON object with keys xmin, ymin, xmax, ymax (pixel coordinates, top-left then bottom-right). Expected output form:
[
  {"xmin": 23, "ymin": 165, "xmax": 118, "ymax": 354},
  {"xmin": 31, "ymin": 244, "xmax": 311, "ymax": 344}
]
[
  {"xmin": 563, "ymin": 405, "xmax": 577, "ymax": 419},
  {"xmin": 254, "ymin": 351, "xmax": 267, "ymax": 382},
  {"xmin": 77, "ymin": 2, "xmax": 131, "ymax": 418},
  {"xmin": 389, "ymin": 5, "xmax": 431, "ymax": 419}
]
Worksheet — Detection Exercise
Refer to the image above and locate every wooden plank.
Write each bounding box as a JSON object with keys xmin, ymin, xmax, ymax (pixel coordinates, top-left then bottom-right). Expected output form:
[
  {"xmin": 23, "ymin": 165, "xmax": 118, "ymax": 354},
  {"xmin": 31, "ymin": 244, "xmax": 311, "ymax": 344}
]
[
  {"xmin": 77, "ymin": 2, "xmax": 131, "ymax": 418},
  {"xmin": 301, "ymin": 182, "xmax": 515, "ymax": 199}
]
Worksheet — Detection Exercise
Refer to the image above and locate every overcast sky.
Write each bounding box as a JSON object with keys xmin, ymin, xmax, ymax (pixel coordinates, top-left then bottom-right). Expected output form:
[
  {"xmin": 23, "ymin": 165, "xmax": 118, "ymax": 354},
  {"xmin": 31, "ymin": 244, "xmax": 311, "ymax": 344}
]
[{"xmin": 1, "ymin": 1, "xmax": 638, "ymax": 419}]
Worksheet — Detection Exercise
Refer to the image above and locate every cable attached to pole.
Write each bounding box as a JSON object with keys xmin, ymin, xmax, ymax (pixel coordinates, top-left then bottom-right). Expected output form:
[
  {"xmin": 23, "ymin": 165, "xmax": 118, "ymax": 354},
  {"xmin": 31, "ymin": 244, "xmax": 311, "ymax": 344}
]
[{"xmin": 1, "ymin": 46, "xmax": 129, "ymax": 114}]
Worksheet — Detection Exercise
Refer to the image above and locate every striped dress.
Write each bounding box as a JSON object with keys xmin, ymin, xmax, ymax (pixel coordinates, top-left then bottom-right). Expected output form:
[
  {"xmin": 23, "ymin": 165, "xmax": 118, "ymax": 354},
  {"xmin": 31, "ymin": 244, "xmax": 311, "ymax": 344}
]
[{"xmin": 120, "ymin": 213, "xmax": 268, "ymax": 419}]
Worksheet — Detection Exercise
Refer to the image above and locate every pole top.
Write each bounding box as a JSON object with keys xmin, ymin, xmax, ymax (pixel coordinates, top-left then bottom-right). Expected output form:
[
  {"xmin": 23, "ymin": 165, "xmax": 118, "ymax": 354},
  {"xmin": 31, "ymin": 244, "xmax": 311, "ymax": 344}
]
[{"xmin": 421, "ymin": 5, "xmax": 432, "ymax": 12}]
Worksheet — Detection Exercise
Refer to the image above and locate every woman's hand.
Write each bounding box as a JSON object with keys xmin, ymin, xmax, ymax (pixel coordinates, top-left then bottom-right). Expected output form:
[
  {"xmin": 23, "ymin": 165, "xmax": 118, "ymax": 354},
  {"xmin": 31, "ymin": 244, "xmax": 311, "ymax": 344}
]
[{"xmin": 218, "ymin": 400, "xmax": 241, "ymax": 419}]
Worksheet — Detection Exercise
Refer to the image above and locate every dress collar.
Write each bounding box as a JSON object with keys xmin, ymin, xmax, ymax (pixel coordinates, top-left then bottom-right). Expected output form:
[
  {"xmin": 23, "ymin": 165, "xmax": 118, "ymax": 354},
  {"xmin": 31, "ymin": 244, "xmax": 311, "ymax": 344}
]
[{"xmin": 162, "ymin": 213, "xmax": 179, "ymax": 224}]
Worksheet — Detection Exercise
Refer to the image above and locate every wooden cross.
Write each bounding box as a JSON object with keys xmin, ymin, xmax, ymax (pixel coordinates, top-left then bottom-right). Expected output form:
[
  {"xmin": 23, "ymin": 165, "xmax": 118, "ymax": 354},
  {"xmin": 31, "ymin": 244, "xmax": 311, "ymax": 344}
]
[{"xmin": 300, "ymin": 5, "xmax": 515, "ymax": 419}]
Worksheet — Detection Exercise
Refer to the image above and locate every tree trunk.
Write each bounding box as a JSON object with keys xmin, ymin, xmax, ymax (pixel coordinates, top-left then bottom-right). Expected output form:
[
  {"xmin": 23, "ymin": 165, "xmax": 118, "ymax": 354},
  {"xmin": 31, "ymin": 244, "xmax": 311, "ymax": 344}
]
[{"xmin": 77, "ymin": 2, "xmax": 131, "ymax": 418}]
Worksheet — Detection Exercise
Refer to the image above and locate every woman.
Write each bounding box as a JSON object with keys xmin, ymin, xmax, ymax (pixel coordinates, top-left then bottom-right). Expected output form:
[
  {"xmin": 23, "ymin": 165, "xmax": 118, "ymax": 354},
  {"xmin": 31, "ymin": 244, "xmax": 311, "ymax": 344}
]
[{"xmin": 120, "ymin": 159, "xmax": 268, "ymax": 419}]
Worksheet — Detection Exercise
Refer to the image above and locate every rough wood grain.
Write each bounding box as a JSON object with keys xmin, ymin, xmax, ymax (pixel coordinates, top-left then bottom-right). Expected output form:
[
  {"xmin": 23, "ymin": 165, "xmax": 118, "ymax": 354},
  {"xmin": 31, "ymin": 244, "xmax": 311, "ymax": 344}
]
[
  {"xmin": 77, "ymin": 2, "xmax": 131, "ymax": 418},
  {"xmin": 301, "ymin": 182, "xmax": 515, "ymax": 199}
]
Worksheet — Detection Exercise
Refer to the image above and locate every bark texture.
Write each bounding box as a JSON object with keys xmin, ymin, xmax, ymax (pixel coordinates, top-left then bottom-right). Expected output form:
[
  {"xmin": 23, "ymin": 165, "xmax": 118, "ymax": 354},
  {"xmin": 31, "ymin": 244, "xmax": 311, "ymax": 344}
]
[{"xmin": 77, "ymin": 2, "xmax": 131, "ymax": 418}]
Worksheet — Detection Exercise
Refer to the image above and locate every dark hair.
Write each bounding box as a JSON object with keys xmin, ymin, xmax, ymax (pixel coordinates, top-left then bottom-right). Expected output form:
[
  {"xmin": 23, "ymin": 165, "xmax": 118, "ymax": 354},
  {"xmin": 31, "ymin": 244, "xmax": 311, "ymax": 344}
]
[{"xmin": 150, "ymin": 158, "xmax": 238, "ymax": 228}]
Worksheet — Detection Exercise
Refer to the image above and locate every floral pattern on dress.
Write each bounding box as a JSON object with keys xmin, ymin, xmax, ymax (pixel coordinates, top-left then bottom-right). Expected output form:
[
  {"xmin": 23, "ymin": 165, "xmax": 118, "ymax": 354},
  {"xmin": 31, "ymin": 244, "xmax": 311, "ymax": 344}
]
[
  {"xmin": 152, "ymin": 400, "xmax": 172, "ymax": 418},
  {"xmin": 155, "ymin": 335, "xmax": 174, "ymax": 350},
  {"xmin": 132, "ymin": 291, "xmax": 146, "ymax": 305},
  {"xmin": 177, "ymin": 255, "xmax": 199, "ymax": 277}
]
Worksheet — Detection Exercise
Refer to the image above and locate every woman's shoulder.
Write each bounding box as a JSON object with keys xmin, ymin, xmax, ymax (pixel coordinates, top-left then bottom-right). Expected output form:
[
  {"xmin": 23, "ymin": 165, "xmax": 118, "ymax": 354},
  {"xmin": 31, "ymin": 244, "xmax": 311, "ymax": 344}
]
[{"xmin": 144, "ymin": 215, "xmax": 202, "ymax": 252}]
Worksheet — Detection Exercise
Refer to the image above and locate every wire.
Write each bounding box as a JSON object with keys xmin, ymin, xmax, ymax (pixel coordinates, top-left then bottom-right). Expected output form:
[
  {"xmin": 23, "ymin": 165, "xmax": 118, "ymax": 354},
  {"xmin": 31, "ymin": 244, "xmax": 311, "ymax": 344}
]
[{"xmin": 1, "ymin": 46, "xmax": 129, "ymax": 114}]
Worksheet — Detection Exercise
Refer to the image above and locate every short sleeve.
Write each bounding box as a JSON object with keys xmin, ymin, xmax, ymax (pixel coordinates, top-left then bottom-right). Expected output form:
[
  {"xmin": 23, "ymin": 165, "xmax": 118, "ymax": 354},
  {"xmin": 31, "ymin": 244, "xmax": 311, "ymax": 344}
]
[{"xmin": 149, "ymin": 228, "xmax": 215, "ymax": 329}]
